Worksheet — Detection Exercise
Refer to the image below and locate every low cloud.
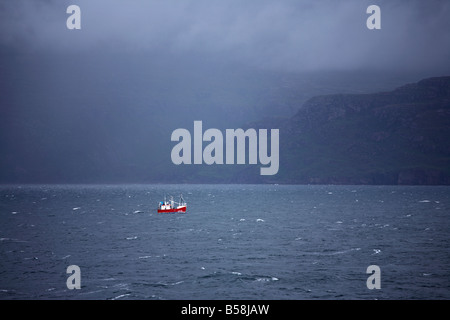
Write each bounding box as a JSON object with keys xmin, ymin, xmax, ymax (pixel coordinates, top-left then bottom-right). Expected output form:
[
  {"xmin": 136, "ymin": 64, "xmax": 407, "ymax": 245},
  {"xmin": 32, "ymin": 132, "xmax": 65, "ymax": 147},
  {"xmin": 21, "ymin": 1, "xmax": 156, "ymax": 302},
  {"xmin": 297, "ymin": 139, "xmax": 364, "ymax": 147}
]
[{"xmin": 1, "ymin": 0, "xmax": 449, "ymax": 73}]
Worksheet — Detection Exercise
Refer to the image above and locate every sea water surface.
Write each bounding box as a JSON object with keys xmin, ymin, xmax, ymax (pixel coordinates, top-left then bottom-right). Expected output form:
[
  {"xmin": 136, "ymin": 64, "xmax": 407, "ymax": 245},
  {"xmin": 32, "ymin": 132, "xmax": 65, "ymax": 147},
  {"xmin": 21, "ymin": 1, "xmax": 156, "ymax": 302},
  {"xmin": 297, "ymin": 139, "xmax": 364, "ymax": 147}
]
[{"xmin": 0, "ymin": 184, "xmax": 449, "ymax": 300}]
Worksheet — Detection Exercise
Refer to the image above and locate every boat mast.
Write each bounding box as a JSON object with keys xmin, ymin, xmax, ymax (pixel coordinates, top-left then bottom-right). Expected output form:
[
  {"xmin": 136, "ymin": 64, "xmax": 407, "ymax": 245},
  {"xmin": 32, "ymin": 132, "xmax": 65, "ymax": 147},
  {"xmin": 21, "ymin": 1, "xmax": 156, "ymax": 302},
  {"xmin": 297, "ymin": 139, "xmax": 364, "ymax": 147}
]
[{"xmin": 180, "ymin": 194, "xmax": 185, "ymax": 205}]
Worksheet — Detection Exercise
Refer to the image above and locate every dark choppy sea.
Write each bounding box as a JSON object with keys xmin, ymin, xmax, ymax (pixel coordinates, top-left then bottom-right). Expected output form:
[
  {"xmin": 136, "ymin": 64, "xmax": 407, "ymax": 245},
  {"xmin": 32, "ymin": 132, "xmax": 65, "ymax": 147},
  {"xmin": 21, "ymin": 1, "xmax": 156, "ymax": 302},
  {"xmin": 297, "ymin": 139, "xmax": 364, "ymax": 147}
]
[{"xmin": 0, "ymin": 184, "xmax": 449, "ymax": 300}]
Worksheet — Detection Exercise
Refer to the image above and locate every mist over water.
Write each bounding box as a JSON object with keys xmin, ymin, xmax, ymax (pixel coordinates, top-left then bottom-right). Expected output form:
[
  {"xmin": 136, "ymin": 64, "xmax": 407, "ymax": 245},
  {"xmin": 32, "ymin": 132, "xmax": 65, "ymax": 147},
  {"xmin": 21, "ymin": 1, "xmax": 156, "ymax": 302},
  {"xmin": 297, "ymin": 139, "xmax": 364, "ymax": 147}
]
[
  {"xmin": 1, "ymin": 1, "xmax": 450, "ymax": 184},
  {"xmin": 1, "ymin": 184, "xmax": 448, "ymax": 300}
]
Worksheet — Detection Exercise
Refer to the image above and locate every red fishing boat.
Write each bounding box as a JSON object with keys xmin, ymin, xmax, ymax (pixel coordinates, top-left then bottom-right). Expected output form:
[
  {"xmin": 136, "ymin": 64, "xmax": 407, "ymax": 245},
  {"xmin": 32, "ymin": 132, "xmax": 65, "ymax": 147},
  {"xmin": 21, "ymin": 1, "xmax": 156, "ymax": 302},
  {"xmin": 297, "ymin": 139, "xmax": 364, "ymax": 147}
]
[{"xmin": 157, "ymin": 194, "xmax": 187, "ymax": 213}]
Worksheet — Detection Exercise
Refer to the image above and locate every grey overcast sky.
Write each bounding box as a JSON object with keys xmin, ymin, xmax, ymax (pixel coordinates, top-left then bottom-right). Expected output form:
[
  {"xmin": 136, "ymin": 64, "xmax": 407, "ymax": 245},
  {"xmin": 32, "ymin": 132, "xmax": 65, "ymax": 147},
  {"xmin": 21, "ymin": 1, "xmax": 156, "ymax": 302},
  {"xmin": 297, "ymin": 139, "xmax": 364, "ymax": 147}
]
[
  {"xmin": 1, "ymin": 0, "xmax": 450, "ymax": 74},
  {"xmin": 1, "ymin": 0, "xmax": 450, "ymax": 183}
]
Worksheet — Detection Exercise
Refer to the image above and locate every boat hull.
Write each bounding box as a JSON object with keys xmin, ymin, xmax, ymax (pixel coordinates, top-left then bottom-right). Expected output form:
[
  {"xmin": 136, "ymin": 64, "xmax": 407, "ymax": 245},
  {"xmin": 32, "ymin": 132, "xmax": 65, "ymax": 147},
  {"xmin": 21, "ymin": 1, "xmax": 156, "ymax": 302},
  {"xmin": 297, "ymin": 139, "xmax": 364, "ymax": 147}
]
[{"xmin": 157, "ymin": 206, "xmax": 187, "ymax": 213}]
